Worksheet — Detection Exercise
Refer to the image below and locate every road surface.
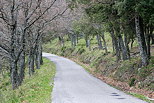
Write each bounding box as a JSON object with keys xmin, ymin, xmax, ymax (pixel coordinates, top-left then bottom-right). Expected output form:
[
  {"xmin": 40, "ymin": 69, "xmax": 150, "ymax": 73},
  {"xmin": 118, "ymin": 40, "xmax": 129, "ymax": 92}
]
[{"xmin": 43, "ymin": 53, "xmax": 147, "ymax": 103}]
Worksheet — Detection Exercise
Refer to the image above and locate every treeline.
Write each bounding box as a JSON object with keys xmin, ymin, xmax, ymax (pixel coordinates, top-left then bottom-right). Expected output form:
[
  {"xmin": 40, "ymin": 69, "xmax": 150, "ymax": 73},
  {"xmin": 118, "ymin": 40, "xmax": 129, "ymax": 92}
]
[
  {"xmin": 0, "ymin": 0, "xmax": 66, "ymax": 89},
  {"xmin": 65, "ymin": 0, "xmax": 154, "ymax": 66}
]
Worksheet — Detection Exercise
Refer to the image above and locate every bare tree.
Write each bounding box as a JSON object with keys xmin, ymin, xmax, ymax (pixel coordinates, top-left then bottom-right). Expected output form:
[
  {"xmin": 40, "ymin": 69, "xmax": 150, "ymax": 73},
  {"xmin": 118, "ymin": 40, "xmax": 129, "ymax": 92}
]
[{"xmin": 0, "ymin": 0, "xmax": 68, "ymax": 89}]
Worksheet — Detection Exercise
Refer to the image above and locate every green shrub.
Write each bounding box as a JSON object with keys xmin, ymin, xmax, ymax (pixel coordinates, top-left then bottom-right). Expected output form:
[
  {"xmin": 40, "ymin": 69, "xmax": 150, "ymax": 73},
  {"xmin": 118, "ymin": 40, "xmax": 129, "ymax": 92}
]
[{"xmin": 129, "ymin": 78, "xmax": 136, "ymax": 87}]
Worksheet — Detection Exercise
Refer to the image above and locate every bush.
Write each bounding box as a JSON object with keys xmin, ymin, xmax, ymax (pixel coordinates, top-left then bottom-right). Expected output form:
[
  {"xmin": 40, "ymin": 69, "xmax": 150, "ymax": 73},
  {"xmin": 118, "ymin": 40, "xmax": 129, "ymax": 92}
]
[{"xmin": 129, "ymin": 78, "xmax": 136, "ymax": 87}]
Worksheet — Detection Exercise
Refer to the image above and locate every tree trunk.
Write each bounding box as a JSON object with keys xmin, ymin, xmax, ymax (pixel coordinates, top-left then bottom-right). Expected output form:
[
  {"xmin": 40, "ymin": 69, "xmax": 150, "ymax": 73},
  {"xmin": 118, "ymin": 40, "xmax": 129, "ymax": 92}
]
[
  {"xmin": 110, "ymin": 29, "xmax": 121, "ymax": 61},
  {"xmin": 115, "ymin": 38, "xmax": 121, "ymax": 61},
  {"xmin": 146, "ymin": 34, "xmax": 151, "ymax": 59},
  {"xmin": 124, "ymin": 34, "xmax": 130, "ymax": 59},
  {"xmin": 101, "ymin": 32, "xmax": 108, "ymax": 53},
  {"xmin": 76, "ymin": 34, "xmax": 79, "ymax": 44},
  {"xmin": 71, "ymin": 34, "xmax": 75, "ymax": 48},
  {"xmin": 118, "ymin": 35, "xmax": 128, "ymax": 60},
  {"xmin": 110, "ymin": 30, "xmax": 115, "ymax": 53},
  {"xmin": 85, "ymin": 40, "xmax": 88, "ymax": 48},
  {"xmin": 135, "ymin": 16, "xmax": 149, "ymax": 66},
  {"xmin": 28, "ymin": 48, "xmax": 35, "ymax": 76},
  {"xmin": 149, "ymin": 27, "xmax": 154, "ymax": 45},
  {"xmin": 85, "ymin": 36, "xmax": 89, "ymax": 48},
  {"xmin": 10, "ymin": 60, "xmax": 19, "ymax": 89},
  {"xmin": 151, "ymin": 34, "xmax": 154, "ymax": 44},
  {"xmin": 35, "ymin": 46, "xmax": 40, "ymax": 69},
  {"xmin": 96, "ymin": 34, "xmax": 103, "ymax": 49},
  {"xmin": 30, "ymin": 54, "xmax": 35, "ymax": 75},
  {"xmin": 58, "ymin": 36, "xmax": 64, "ymax": 47},
  {"xmin": 10, "ymin": 9, "xmax": 19, "ymax": 89},
  {"xmin": 145, "ymin": 26, "xmax": 152, "ymax": 59},
  {"xmin": 40, "ymin": 45, "xmax": 43, "ymax": 65},
  {"xmin": 18, "ymin": 51, "xmax": 25, "ymax": 85},
  {"xmin": 131, "ymin": 38, "xmax": 135, "ymax": 49},
  {"xmin": 35, "ymin": 42, "xmax": 43, "ymax": 69},
  {"xmin": 0, "ymin": 63, "xmax": 2, "ymax": 75},
  {"xmin": 61, "ymin": 36, "xmax": 65, "ymax": 47},
  {"xmin": 88, "ymin": 39, "xmax": 91, "ymax": 51},
  {"xmin": 73, "ymin": 34, "xmax": 77, "ymax": 47}
]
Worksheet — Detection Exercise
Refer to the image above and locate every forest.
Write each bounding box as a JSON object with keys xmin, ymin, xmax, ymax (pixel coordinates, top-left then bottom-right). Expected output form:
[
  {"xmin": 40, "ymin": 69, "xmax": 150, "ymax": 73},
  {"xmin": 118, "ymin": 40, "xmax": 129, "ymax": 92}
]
[{"xmin": 0, "ymin": 0, "xmax": 154, "ymax": 102}]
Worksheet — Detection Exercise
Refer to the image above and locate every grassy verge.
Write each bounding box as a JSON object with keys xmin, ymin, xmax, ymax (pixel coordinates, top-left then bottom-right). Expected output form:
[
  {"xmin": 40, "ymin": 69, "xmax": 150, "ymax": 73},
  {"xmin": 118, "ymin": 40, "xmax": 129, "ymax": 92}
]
[
  {"xmin": 128, "ymin": 93, "xmax": 153, "ymax": 103},
  {"xmin": 0, "ymin": 58, "xmax": 56, "ymax": 103}
]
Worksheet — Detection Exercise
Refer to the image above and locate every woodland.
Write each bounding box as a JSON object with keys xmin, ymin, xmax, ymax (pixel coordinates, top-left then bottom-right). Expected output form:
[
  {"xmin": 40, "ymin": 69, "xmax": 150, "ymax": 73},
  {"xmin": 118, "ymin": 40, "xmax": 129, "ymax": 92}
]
[{"xmin": 0, "ymin": 0, "xmax": 154, "ymax": 102}]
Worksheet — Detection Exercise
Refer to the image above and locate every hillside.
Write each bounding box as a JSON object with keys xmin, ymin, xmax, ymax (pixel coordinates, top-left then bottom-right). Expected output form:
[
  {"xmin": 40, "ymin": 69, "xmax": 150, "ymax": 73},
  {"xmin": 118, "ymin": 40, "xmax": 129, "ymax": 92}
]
[{"xmin": 43, "ymin": 34, "xmax": 154, "ymax": 102}]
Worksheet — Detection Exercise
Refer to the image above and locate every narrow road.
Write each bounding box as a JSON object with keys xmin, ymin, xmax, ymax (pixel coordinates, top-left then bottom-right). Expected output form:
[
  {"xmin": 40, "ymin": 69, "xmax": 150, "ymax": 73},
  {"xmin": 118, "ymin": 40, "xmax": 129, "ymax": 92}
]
[{"xmin": 43, "ymin": 53, "xmax": 147, "ymax": 103}]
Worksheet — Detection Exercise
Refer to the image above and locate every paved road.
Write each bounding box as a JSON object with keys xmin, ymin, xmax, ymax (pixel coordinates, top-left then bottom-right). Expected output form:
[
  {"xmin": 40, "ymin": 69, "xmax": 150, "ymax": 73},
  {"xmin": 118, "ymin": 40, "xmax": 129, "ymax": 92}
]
[{"xmin": 43, "ymin": 53, "xmax": 147, "ymax": 103}]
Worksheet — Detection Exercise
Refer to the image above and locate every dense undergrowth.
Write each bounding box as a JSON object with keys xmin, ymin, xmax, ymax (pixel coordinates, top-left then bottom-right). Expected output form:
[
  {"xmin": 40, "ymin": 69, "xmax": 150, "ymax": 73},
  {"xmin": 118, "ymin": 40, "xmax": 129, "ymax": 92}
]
[
  {"xmin": 43, "ymin": 36, "xmax": 154, "ymax": 92},
  {"xmin": 0, "ymin": 58, "xmax": 55, "ymax": 103}
]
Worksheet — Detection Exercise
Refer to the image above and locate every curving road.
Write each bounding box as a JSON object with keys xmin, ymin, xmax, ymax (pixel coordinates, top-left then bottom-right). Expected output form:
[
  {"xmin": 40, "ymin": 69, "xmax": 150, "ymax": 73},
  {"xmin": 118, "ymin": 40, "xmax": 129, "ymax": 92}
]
[{"xmin": 43, "ymin": 53, "xmax": 147, "ymax": 103}]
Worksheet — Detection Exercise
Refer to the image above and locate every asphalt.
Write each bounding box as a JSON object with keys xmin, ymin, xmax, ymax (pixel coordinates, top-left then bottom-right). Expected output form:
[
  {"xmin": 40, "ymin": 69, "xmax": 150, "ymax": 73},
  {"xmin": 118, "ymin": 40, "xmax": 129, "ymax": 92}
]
[{"xmin": 43, "ymin": 53, "xmax": 147, "ymax": 103}]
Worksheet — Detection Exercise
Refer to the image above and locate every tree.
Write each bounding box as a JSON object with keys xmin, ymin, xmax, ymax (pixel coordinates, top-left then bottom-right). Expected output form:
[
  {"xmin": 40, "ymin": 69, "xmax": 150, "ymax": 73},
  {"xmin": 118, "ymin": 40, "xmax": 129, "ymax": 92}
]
[
  {"xmin": 0, "ymin": 0, "xmax": 67, "ymax": 89},
  {"xmin": 70, "ymin": 0, "xmax": 154, "ymax": 66}
]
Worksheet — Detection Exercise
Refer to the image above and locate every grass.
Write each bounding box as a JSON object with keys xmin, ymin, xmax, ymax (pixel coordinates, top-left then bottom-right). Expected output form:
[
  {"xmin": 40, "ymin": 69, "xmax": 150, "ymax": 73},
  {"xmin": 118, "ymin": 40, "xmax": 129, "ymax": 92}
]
[
  {"xmin": 128, "ymin": 93, "xmax": 153, "ymax": 103},
  {"xmin": 0, "ymin": 58, "xmax": 56, "ymax": 103},
  {"xmin": 43, "ymin": 32, "xmax": 113, "ymax": 55}
]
